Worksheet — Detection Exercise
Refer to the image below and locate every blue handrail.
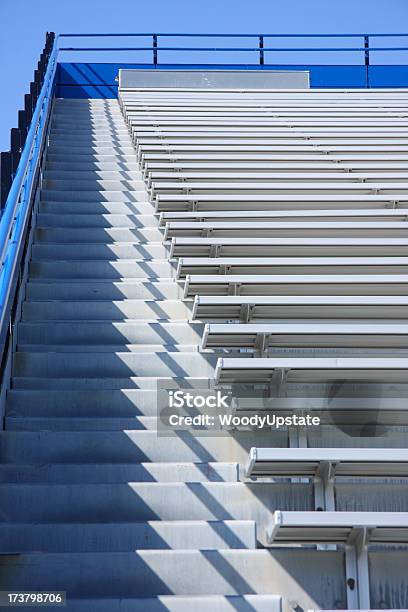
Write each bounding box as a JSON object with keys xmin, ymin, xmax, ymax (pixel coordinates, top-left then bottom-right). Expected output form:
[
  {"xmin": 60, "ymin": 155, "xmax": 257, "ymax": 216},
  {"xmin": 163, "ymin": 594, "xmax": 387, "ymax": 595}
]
[
  {"xmin": 0, "ymin": 39, "xmax": 58, "ymax": 333},
  {"xmin": 57, "ymin": 32, "xmax": 408, "ymax": 69}
]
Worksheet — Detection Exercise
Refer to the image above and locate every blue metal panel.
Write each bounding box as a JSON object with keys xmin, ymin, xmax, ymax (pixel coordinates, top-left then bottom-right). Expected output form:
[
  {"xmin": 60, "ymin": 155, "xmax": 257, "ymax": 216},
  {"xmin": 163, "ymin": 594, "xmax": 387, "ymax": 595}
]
[
  {"xmin": 369, "ymin": 65, "xmax": 408, "ymax": 87},
  {"xmin": 56, "ymin": 63, "xmax": 371, "ymax": 98}
]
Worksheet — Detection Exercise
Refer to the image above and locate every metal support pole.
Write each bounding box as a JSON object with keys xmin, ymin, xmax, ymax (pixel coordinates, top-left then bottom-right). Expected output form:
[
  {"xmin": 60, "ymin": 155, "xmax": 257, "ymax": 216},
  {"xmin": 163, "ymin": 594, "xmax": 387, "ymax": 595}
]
[
  {"xmin": 0, "ymin": 152, "xmax": 12, "ymax": 210},
  {"xmin": 153, "ymin": 34, "xmax": 158, "ymax": 67},
  {"xmin": 259, "ymin": 35, "xmax": 264, "ymax": 65},
  {"xmin": 10, "ymin": 128, "xmax": 22, "ymax": 175},
  {"xmin": 364, "ymin": 35, "xmax": 370, "ymax": 88},
  {"xmin": 345, "ymin": 527, "xmax": 371, "ymax": 609},
  {"xmin": 18, "ymin": 110, "xmax": 27, "ymax": 145}
]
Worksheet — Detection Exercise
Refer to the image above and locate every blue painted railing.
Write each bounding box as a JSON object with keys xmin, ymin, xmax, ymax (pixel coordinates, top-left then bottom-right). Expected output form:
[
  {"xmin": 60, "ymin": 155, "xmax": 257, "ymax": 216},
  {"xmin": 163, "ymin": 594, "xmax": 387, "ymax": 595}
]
[
  {"xmin": 0, "ymin": 36, "xmax": 58, "ymax": 361},
  {"xmin": 2, "ymin": 31, "xmax": 408, "ymax": 340},
  {"xmin": 58, "ymin": 32, "xmax": 408, "ymax": 66},
  {"xmin": 56, "ymin": 32, "xmax": 408, "ymax": 96}
]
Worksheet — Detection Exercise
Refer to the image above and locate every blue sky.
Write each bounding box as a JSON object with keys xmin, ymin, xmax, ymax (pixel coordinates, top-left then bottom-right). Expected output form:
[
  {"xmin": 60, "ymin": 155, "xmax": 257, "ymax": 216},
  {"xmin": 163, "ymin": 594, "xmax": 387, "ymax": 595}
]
[{"xmin": 1, "ymin": 0, "xmax": 408, "ymax": 150}]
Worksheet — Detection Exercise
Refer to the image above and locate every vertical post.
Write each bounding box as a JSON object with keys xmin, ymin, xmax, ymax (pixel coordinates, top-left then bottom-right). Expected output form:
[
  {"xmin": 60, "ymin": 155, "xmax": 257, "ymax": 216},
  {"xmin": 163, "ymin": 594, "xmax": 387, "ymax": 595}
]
[
  {"xmin": 0, "ymin": 152, "xmax": 12, "ymax": 210},
  {"xmin": 364, "ymin": 35, "xmax": 370, "ymax": 88},
  {"xmin": 18, "ymin": 110, "xmax": 28, "ymax": 145},
  {"xmin": 259, "ymin": 35, "xmax": 264, "ymax": 65},
  {"xmin": 10, "ymin": 128, "xmax": 22, "ymax": 175},
  {"xmin": 153, "ymin": 34, "xmax": 158, "ymax": 68}
]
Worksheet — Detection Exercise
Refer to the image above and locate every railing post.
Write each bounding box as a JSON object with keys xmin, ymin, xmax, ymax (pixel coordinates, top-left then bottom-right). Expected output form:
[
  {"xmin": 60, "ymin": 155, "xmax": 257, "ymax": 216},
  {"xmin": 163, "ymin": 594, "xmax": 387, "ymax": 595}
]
[
  {"xmin": 364, "ymin": 35, "xmax": 370, "ymax": 88},
  {"xmin": 18, "ymin": 110, "xmax": 28, "ymax": 146},
  {"xmin": 259, "ymin": 35, "xmax": 264, "ymax": 65},
  {"xmin": 10, "ymin": 129, "xmax": 22, "ymax": 176},
  {"xmin": 153, "ymin": 34, "xmax": 158, "ymax": 67},
  {"xmin": 0, "ymin": 152, "xmax": 12, "ymax": 210}
]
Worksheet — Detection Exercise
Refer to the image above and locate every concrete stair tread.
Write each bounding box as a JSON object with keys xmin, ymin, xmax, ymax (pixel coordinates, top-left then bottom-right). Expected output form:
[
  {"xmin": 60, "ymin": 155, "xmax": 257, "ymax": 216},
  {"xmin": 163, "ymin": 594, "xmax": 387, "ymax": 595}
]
[
  {"xmin": 16, "ymin": 345, "xmax": 201, "ymax": 353},
  {"xmin": 0, "ymin": 429, "xmax": 287, "ymax": 463},
  {"xmin": 11, "ymin": 376, "xmax": 211, "ymax": 390},
  {"xmin": 5, "ymin": 417, "xmax": 158, "ymax": 431},
  {"xmin": 0, "ymin": 462, "xmax": 239, "ymax": 483},
  {"xmin": 31, "ymin": 247, "xmax": 171, "ymax": 261},
  {"xmin": 0, "ymin": 520, "xmax": 256, "ymax": 552},
  {"xmin": 5, "ymin": 389, "xmax": 176, "ymax": 416},
  {"xmin": 25, "ymin": 281, "xmax": 184, "ymax": 300},
  {"xmin": 11, "ymin": 595, "xmax": 281, "ymax": 612},
  {"xmin": 0, "ymin": 549, "xmax": 326, "ymax": 597},
  {"xmin": 21, "ymin": 302, "xmax": 192, "ymax": 321},
  {"xmin": 0, "ymin": 481, "xmax": 296, "ymax": 527}
]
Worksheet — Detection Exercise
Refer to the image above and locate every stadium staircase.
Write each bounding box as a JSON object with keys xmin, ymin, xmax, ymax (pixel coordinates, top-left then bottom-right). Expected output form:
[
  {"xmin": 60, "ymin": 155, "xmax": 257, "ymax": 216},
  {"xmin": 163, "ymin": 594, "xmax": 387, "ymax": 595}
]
[{"xmin": 0, "ymin": 76, "xmax": 408, "ymax": 610}]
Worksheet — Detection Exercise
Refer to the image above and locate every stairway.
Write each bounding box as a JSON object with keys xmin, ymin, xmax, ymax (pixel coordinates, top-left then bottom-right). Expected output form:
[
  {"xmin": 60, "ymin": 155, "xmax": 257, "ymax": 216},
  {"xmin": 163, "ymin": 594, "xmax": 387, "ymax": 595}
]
[
  {"xmin": 0, "ymin": 99, "xmax": 291, "ymax": 611},
  {"xmin": 2, "ymin": 87, "xmax": 408, "ymax": 610}
]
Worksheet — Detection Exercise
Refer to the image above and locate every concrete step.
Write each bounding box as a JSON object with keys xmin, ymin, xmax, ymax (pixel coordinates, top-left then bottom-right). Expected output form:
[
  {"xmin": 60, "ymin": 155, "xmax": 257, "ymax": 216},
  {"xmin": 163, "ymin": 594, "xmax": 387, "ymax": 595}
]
[
  {"xmin": 0, "ymin": 482, "xmax": 305, "ymax": 523},
  {"xmin": 5, "ymin": 389, "xmax": 168, "ymax": 417},
  {"xmin": 46, "ymin": 161, "xmax": 140, "ymax": 172},
  {"xmin": 17, "ymin": 345, "xmax": 201, "ymax": 353},
  {"xmin": 19, "ymin": 300, "xmax": 191, "ymax": 320},
  {"xmin": 5, "ymin": 416, "xmax": 160, "ymax": 430},
  {"xmin": 0, "ymin": 520, "xmax": 255, "ymax": 552},
  {"xmin": 42, "ymin": 191, "xmax": 148, "ymax": 206},
  {"xmin": 43, "ymin": 179, "xmax": 146, "ymax": 191},
  {"xmin": 0, "ymin": 430, "xmax": 287, "ymax": 463},
  {"xmin": 50, "ymin": 126, "xmax": 130, "ymax": 134},
  {"xmin": 44, "ymin": 170, "xmax": 143, "ymax": 181},
  {"xmin": 31, "ymin": 243, "xmax": 169, "ymax": 260},
  {"xmin": 38, "ymin": 202, "xmax": 160, "ymax": 220},
  {"xmin": 12, "ymin": 351, "xmax": 217, "ymax": 378},
  {"xmin": 26, "ymin": 281, "xmax": 184, "ymax": 300},
  {"xmin": 49, "ymin": 136, "xmax": 133, "ymax": 146},
  {"xmin": 17, "ymin": 321, "xmax": 202, "ymax": 344},
  {"xmin": 46, "ymin": 146, "xmax": 137, "ymax": 156},
  {"xmin": 0, "ymin": 550, "xmax": 291, "ymax": 596},
  {"xmin": 29, "ymin": 260, "xmax": 176, "ymax": 280},
  {"xmin": 0, "ymin": 462, "xmax": 239, "ymax": 483},
  {"xmin": 37, "ymin": 208, "xmax": 158, "ymax": 223},
  {"xmin": 11, "ymin": 376, "xmax": 214, "ymax": 390},
  {"xmin": 51, "ymin": 122, "xmax": 127, "ymax": 129},
  {"xmin": 7, "ymin": 595, "xmax": 281, "ymax": 612},
  {"xmin": 47, "ymin": 154, "xmax": 139, "ymax": 164},
  {"xmin": 35, "ymin": 226, "xmax": 163, "ymax": 242}
]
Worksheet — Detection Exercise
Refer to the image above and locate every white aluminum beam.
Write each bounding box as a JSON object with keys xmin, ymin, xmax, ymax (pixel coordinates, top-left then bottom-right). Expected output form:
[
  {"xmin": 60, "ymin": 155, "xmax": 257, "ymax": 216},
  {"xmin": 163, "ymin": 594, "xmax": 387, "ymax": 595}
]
[
  {"xmin": 267, "ymin": 510, "xmax": 408, "ymax": 545},
  {"xmin": 214, "ymin": 357, "xmax": 408, "ymax": 383},
  {"xmin": 183, "ymin": 273, "xmax": 408, "ymax": 297},
  {"xmin": 201, "ymin": 323, "xmax": 408, "ymax": 350},
  {"xmin": 245, "ymin": 448, "xmax": 408, "ymax": 479},
  {"xmin": 192, "ymin": 295, "xmax": 408, "ymax": 320},
  {"xmin": 177, "ymin": 256, "xmax": 408, "ymax": 278}
]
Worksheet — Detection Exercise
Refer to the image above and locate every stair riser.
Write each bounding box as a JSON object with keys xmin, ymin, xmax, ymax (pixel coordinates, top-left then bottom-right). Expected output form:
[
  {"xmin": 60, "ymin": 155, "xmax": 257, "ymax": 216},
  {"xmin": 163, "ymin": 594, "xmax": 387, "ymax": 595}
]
[{"xmin": 22, "ymin": 302, "xmax": 190, "ymax": 321}]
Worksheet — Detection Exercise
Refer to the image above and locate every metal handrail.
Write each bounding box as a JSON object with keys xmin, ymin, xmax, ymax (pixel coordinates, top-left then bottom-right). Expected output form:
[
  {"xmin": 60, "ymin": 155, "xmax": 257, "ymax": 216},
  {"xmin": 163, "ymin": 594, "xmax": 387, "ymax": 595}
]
[
  {"xmin": 58, "ymin": 46, "xmax": 408, "ymax": 52},
  {"xmin": 57, "ymin": 32, "xmax": 408, "ymax": 69},
  {"xmin": 0, "ymin": 39, "xmax": 58, "ymax": 333}
]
